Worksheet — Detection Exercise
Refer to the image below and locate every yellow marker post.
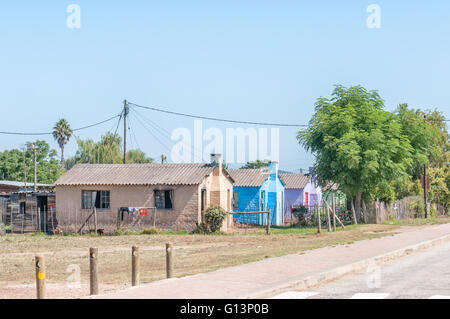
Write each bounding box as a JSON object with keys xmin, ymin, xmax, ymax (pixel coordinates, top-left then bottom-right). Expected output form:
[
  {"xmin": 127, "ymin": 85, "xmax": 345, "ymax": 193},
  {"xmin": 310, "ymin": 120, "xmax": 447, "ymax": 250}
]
[{"xmin": 35, "ymin": 256, "xmax": 46, "ymax": 299}]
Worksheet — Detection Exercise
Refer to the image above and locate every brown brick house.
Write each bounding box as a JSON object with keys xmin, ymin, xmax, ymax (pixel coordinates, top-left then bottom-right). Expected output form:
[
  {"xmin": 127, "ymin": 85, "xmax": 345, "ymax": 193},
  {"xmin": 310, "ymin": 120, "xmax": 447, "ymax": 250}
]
[{"xmin": 54, "ymin": 154, "xmax": 234, "ymax": 233}]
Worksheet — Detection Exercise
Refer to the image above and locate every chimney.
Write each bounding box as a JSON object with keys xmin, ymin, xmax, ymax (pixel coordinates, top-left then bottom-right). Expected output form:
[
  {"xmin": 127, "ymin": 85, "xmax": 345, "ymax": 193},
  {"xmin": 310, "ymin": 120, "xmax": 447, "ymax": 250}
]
[
  {"xmin": 268, "ymin": 161, "xmax": 279, "ymax": 178},
  {"xmin": 211, "ymin": 154, "xmax": 223, "ymax": 172}
]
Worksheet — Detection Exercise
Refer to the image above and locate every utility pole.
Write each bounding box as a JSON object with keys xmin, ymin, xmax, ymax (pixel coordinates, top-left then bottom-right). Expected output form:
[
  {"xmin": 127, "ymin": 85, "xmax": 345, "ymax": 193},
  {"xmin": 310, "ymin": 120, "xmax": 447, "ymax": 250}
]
[
  {"xmin": 123, "ymin": 99, "xmax": 129, "ymax": 164},
  {"xmin": 32, "ymin": 143, "xmax": 37, "ymax": 192},
  {"xmin": 22, "ymin": 147, "xmax": 27, "ymax": 192}
]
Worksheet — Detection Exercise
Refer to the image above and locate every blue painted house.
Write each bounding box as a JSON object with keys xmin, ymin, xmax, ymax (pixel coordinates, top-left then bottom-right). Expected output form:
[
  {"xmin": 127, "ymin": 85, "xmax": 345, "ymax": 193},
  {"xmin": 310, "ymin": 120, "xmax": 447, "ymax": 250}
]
[{"xmin": 229, "ymin": 162, "xmax": 285, "ymax": 226}]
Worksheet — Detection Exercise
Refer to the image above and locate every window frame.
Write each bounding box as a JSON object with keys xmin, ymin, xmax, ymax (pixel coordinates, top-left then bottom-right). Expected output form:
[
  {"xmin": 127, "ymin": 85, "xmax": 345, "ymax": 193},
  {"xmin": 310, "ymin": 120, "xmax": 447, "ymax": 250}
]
[
  {"xmin": 154, "ymin": 189, "xmax": 174, "ymax": 210},
  {"xmin": 81, "ymin": 190, "xmax": 111, "ymax": 210}
]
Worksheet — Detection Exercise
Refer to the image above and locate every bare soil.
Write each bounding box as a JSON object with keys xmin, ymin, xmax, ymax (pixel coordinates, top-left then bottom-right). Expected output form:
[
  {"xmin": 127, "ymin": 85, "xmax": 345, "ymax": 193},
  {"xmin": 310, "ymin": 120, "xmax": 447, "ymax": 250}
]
[{"xmin": 1, "ymin": 220, "xmax": 448, "ymax": 299}]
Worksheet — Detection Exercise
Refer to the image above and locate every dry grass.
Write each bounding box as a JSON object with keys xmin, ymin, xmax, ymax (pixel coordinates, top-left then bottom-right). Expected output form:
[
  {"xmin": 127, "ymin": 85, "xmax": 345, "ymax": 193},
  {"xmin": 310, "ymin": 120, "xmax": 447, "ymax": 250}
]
[{"xmin": 1, "ymin": 218, "xmax": 449, "ymax": 299}]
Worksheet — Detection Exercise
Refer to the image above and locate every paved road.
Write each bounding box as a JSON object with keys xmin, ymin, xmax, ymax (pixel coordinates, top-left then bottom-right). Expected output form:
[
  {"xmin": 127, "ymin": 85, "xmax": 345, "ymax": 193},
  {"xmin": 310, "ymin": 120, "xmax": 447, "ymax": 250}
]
[{"xmin": 271, "ymin": 240, "xmax": 450, "ymax": 299}]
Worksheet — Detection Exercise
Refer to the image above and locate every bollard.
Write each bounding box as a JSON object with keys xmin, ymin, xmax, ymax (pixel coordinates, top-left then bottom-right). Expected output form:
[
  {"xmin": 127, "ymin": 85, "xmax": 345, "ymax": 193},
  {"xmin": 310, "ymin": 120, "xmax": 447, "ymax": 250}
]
[
  {"xmin": 132, "ymin": 246, "xmax": 140, "ymax": 286},
  {"xmin": 90, "ymin": 247, "xmax": 99, "ymax": 295},
  {"xmin": 35, "ymin": 255, "xmax": 46, "ymax": 299},
  {"xmin": 166, "ymin": 243, "xmax": 174, "ymax": 279}
]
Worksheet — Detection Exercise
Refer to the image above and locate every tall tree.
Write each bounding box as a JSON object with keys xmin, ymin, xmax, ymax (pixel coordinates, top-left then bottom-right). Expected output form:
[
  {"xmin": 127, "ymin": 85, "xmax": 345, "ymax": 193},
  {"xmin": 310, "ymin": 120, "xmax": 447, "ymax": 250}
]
[
  {"xmin": 241, "ymin": 159, "xmax": 270, "ymax": 169},
  {"xmin": 126, "ymin": 149, "xmax": 153, "ymax": 164},
  {"xmin": 53, "ymin": 119, "xmax": 73, "ymax": 168},
  {"xmin": 0, "ymin": 141, "xmax": 61, "ymax": 184},
  {"xmin": 66, "ymin": 133, "xmax": 153, "ymax": 167},
  {"xmin": 298, "ymin": 85, "xmax": 414, "ymax": 216}
]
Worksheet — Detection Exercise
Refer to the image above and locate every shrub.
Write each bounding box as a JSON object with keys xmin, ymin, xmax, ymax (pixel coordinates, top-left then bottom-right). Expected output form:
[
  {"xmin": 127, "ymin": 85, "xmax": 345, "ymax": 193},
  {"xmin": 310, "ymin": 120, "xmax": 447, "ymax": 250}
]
[
  {"xmin": 430, "ymin": 204, "xmax": 438, "ymax": 218},
  {"xmin": 191, "ymin": 222, "xmax": 209, "ymax": 234},
  {"xmin": 204, "ymin": 205, "xmax": 228, "ymax": 233},
  {"xmin": 142, "ymin": 227, "xmax": 160, "ymax": 235},
  {"xmin": 292, "ymin": 205, "xmax": 310, "ymax": 226},
  {"xmin": 408, "ymin": 198, "xmax": 425, "ymax": 218}
]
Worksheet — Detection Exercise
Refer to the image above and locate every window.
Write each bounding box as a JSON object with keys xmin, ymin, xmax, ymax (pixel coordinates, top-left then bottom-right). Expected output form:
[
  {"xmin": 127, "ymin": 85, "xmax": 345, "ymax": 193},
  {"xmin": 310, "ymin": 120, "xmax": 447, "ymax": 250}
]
[
  {"xmin": 233, "ymin": 190, "xmax": 239, "ymax": 209},
  {"xmin": 154, "ymin": 190, "xmax": 173, "ymax": 209},
  {"xmin": 82, "ymin": 191, "xmax": 110, "ymax": 210}
]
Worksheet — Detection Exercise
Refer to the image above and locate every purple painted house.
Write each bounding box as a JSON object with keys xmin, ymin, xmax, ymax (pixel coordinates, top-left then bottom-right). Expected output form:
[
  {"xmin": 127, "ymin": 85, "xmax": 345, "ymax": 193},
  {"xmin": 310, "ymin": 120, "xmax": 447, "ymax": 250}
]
[{"xmin": 280, "ymin": 173, "xmax": 322, "ymax": 223}]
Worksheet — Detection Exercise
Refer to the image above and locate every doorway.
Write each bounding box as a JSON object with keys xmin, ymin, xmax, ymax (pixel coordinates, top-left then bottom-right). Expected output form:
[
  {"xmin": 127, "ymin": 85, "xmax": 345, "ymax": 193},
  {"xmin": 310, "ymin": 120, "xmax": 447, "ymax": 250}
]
[{"xmin": 36, "ymin": 196, "xmax": 48, "ymax": 232}]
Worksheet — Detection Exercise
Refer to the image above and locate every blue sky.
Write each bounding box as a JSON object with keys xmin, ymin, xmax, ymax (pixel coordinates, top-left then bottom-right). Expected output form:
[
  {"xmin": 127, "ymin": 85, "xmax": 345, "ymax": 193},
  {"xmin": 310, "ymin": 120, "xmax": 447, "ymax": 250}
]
[{"xmin": 0, "ymin": 1, "xmax": 449, "ymax": 171}]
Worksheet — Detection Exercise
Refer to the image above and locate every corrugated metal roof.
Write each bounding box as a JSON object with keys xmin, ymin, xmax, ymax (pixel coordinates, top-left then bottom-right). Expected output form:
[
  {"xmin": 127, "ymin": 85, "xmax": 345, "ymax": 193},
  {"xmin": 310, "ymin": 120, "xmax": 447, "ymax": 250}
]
[
  {"xmin": 0, "ymin": 181, "xmax": 54, "ymax": 187},
  {"xmin": 54, "ymin": 164, "xmax": 216, "ymax": 186},
  {"xmin": 279, "ymin": 174, "xmax": 311, "ymax": 189},
  {"xmin": 228, "ymin": 169, "xmax": 271, "ymax": 187}
]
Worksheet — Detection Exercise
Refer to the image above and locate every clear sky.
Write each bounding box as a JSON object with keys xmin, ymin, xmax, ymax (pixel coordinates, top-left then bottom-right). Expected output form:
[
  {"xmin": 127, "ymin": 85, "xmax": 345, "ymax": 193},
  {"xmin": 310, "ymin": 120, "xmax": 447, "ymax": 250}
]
[{"xmin": 1, "ymin": 1, "xmax": 449, "ymax": 171}]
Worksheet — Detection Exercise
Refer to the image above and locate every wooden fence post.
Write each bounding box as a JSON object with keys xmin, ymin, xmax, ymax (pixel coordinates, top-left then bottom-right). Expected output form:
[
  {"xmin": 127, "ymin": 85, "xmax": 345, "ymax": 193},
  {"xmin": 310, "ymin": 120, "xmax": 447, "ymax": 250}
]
[
  {"xmin": 324, "ymin": 201, "xmax": 331, "ymax": 232},
  {"xmin": 166, "ymin": 243, "xmax": 174, "ymax": 279},
  {"xmin": 90, "ymin": 247, "xmax": 99, "ymax": 295},
  {"xmin": 132, "ymin": 246, "xmax": 140, "ymax": 286},
  {"xmin": 362, "ymin": 201, "xmax": 367, "ymax": 224},
  {"xmin": 317, "ymin": 206, "xmax": 322, "ymax": 234},
  {"xmin": 351, "ymin": 200, "xmax": 358, "ymax": 225},
  {"xmin": 266, "ymin": 210, "xmax": 271, "ymax": 235},
  {"xmin": 35, "ymin": 255, "xmax": 46, "ymax": 299},
  {"xmin": 332, "ymin": 192, "xmax": 336, "ymax": 232},
  {"xmin": 93, "ymin": 207, "xmax": 98, "ymax": 234}
]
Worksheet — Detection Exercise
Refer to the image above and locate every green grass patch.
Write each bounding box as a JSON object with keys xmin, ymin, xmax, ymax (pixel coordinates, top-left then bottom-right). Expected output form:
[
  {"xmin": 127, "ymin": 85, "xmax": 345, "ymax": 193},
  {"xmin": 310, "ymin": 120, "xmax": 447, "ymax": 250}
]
[{"xmin": 383, "ymin": 216, "xmax": 450, "ymax": 226}]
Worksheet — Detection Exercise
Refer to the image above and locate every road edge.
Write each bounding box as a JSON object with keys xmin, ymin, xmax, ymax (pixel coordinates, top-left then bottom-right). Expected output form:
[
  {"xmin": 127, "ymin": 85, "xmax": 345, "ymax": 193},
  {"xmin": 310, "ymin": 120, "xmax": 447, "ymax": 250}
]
[{"xmin": 237, "ymin": 232, "xmax": 450, "ymax": 299}]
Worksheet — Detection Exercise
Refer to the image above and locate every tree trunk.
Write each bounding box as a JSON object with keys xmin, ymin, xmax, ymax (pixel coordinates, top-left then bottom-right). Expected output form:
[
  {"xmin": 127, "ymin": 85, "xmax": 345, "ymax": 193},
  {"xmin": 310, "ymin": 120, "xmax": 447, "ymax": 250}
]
[
  {"xmin": 355, "ymin": 190, "xmax": 362, "ymax": 222},
  {"xmin": 60, "ymin": 144, "xmax": 65, "ymax": 169}
]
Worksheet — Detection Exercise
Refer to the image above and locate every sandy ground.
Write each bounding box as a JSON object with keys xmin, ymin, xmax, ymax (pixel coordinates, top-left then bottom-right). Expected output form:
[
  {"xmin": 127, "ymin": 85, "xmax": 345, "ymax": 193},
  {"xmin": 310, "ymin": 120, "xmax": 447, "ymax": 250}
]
[{"xmin": 0, "ymin": 221, "xmax": 447, "ymax": 299}]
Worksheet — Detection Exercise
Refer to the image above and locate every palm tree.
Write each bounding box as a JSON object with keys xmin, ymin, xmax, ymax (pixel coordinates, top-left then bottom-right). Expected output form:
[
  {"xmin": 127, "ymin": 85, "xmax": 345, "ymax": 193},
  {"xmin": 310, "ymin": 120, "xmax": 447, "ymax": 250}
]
[{"xmin": 53, "ymin": 119, "xmax": 73, "ymax": 168}]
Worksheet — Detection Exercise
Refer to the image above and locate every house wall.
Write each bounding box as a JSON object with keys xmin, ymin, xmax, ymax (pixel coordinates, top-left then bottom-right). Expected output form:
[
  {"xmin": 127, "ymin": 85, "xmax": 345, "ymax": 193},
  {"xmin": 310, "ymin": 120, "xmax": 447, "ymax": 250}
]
[
  {"xmin": 323, "ymin": 190, "xmax": 347, "ymax": 209},
  {"xmin": 261, "ymin": 175, "xmax": 285, "ymax": 226},
  {"xmin": 284, "ymin": 189, "xmax": 304, "ymax": 221},
  {"xmin": 232, "ymin": 168, "xmax": 285, "ymax": 226},
  {"xmin": 0, "ymin": 185, "xmax": 19, "ymax": 194},
  {"xmin": 56, "ymin": 184, "xmax": 201, "ymax": 233},
  {"xmin": 197, "ymin": 166, "xmax": 234, "ymax": 232},
  {"xmin": 55, "ymin": 166, "xmax": 234, "ymax": 233},
  {"xmin": 303, "ymin": 181, "xmax": 322, "ymax": 207}
]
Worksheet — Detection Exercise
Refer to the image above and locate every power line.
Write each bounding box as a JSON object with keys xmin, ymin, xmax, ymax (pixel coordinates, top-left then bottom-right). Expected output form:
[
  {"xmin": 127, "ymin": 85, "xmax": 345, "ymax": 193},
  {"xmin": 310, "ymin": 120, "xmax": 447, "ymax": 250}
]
[
  {"xmin": 132, "ymin": 106, "xmax": 206, "ymax": 158},
  {"xmin": 114, "ymin": 111, "xmax": 124, "ymax": 136},
  {"xmin": 131, "ymin": 111, "xmax": 173, "ymax": 154},
  {"xmin": 0, "ymin": 114, "xmax": 121, "ymax": 136},
  {"xmin": 129, "ymin": 102, "xmax": 308, "ymax": 127}
]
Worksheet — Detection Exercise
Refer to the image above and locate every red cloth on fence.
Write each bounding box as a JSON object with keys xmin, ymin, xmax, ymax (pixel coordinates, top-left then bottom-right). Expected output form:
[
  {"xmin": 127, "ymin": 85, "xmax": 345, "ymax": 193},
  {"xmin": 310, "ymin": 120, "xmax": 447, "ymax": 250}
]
[{"xmin": 139, "ymin": 208, "xmax": 148, "ymax": 216}]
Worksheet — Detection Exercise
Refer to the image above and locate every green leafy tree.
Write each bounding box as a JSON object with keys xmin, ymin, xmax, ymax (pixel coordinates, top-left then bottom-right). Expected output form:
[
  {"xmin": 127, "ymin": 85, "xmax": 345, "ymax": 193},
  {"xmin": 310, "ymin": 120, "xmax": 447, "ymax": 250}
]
[
  {"xmin": 298, "ymin": 85, "xmax": 414, "ymax": 216},
  {"xmin": 0, "ymin": 140, "xmax": 61, "ymax": 184},
  {"xmin": 126, "ymin": 149, "xmax": 153, "ymax": 164},
  {"xmin": 66, "ymin": 133, "xmax": 153, "ymax": 167},
  {"xmin": 241, "ymin": 159, "xmax": 270, "ymax": 169},
  {"xmin": 53, "ymin": 119, "xmax": 73, "ymax": 168}
]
